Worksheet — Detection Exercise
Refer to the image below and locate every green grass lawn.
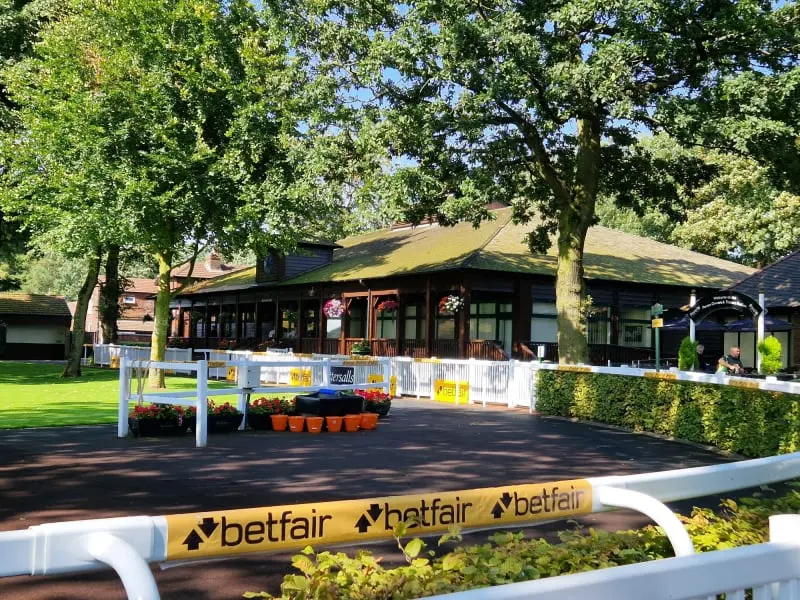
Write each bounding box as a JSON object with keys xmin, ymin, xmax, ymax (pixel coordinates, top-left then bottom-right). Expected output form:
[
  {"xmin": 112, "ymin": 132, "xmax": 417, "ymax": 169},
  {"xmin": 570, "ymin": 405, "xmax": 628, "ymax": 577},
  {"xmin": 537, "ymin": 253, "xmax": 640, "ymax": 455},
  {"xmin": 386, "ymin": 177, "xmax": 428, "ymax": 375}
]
[{"xmin": 0, "ymin": 361, "xmax": 236, "ymax": 429}]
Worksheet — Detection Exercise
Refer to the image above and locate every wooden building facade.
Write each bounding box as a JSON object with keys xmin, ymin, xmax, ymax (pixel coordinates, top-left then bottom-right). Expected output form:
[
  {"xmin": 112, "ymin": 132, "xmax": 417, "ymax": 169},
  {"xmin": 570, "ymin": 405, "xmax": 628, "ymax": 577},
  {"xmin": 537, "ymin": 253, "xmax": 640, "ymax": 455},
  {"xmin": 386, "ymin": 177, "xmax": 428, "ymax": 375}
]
[{"xmin": 170, "ymin": 208, "xmax": 755, "ymax": 364}]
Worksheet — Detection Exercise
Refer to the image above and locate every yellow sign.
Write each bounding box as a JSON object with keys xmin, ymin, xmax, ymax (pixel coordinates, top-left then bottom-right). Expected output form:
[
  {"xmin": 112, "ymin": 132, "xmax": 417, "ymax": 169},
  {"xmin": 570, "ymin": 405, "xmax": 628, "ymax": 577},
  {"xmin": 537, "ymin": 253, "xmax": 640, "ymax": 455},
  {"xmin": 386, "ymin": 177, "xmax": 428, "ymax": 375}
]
[
  {"xmin": 165, "ymin": 479, "xmax": 592, "ymax": 561},
  {"xmin": 343, "ymin": 359, "xmax": 379, "ymax": 366},
  {"xmin": 226, "ymin": 367, "xmax": 237, "ymax": 382},
  {"xmin": 366, "ymin": 374, "xmax": 398, "ymax": 397},
  {"xmin": 433, "ymin": 379, "xmax": 469, "ymax": 404},
  {"xmin": 729, "ymin": 378, "xmax": 761, "ymax": 390},
  {"xmin": 208, "ymin": 361, "xmax": 226, "ymax": 368},
  {"xmin": 415, "ymin": 358, "xmax": 441, "ymax": 363},
  {"xmin": 651, "ymin": 318, "xmax": 664, "ymax": 328},
  {"xmin": 556, "ymin": 365, "xmax": 592, "ymax": 373},
  {"xmin": 290, "ymin": 368, "xmax": 313, "ymax": 386},
  {"xmin": 644, "ymin": 371, "xmax": 677, "ymax": 381},
  {"xmin": 110, "ymin": 356, "xmax": 120, "ymax": 369}
]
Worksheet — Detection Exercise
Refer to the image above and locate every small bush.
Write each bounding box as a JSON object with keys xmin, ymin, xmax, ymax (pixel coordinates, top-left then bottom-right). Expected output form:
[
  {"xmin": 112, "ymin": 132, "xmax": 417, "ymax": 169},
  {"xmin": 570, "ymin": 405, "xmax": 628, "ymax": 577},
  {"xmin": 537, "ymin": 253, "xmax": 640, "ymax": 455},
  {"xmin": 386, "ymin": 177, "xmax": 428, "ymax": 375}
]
[
  {"xmin": 536, "ymin": 371, "xmax": 800, "ymax": 456},
  {"xmin": 758, "ymin": 336, "xmax": 783, "ymax": 375},
  {"xmin": 245, "ymin": 487, "xmax": 800, "ymax": 600},
  {"xmin": 678, "ymin": 337, "xmax": 698, "ymax": 371}
]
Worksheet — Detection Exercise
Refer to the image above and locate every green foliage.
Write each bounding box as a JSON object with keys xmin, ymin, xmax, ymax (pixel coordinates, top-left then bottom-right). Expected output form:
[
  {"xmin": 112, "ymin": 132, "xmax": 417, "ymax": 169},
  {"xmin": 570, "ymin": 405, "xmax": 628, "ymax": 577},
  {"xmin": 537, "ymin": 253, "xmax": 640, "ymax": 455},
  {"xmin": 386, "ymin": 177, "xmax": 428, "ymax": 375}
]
[
  {"xmin": 536, "ymin": 371, "xmax": 800, "ymax": 457},
  {"xmin": 758, "ymin": 336, "xmax": 783, "ymax": 375},
  {"xmin": 18, "ymin": 251, "xmax": 86, "ymax": 300},
  {"xmin": 246, "ymin": 488, "xmax": 800, "ymax": 600},
  {"xmin": 678, "ymin": 337, "xmax": 699, "ymax": 371}
]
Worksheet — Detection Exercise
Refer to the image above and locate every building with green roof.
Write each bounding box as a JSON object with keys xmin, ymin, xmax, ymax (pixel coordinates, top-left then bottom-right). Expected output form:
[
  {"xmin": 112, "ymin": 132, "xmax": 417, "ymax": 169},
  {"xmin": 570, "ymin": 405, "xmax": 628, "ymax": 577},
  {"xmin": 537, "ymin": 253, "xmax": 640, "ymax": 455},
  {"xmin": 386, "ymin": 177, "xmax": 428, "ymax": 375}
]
[{"xmin": 171, "ymin": 207, "xmax": 755, "ymax": 362}]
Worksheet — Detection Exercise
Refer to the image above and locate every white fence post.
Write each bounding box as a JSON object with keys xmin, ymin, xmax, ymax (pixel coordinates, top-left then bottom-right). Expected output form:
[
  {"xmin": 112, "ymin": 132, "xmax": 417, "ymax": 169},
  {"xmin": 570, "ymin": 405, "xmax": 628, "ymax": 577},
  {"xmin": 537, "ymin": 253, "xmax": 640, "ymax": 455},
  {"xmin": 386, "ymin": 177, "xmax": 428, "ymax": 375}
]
[
  {"xmin": 117, "ymin": 357, "xmax": 129, "ymax": 438},
  {"xmin": 196, "ymin": 360, "xmax": 208, "ymax": 448},
  {"xmin": 322, "ymin": 359, "xmax": 331, "ymax": 386},
  {"xmin": 237, "ymin": 360, "xmax": 248, "ymax": 431},
  {"xmin": 85, "ymin": 532, "xmax": 160, "ymax": 600}
]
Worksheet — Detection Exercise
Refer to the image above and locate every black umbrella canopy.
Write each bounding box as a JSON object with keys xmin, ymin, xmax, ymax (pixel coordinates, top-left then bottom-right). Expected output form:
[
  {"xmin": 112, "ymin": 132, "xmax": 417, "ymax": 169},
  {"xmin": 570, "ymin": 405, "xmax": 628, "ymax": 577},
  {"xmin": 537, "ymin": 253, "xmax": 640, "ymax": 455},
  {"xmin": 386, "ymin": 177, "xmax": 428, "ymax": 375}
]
[
  {"xmin": 726, "ymin": 316, "xmax": 793, "ymax": 332},
  {"xmin": 662, "ymin": 314, "xmax": 726, "ymax": 331}
]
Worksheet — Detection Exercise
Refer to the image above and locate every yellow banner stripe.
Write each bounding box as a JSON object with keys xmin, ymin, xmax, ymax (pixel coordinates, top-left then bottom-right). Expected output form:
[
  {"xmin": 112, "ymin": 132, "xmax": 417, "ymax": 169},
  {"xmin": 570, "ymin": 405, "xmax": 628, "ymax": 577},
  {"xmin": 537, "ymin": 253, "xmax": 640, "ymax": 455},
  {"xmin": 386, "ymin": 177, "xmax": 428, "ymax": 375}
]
[
  {"xmin": 165, "ymin": 479, "xmax": 592, "ymax": 561},
  {"xmin": 557, "ymin": 365, "xmax": 592, "ymax": 373},
  {"xmin": 643, "ymin": 371, "xmax": 678, "ymax": 380}
]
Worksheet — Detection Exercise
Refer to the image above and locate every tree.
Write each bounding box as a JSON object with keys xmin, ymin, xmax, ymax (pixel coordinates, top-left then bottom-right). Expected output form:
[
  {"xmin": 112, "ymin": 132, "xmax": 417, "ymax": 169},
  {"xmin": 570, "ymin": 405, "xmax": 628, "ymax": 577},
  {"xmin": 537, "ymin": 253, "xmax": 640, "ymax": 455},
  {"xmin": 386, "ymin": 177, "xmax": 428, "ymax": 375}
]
[
  {"xmin": 18, "ymin": 251, "xmax": 86, "ymax": 299},
  {"xmin": 4, "ymin": 0, "xmax": 350, "ymax": 385},
  {"xmin": 597, "ymin": 135, "xmax": 800, "ymax": 267},
  {"xmin": 295, "ymin": 0, "xmax": 799, "ymax": 362}
]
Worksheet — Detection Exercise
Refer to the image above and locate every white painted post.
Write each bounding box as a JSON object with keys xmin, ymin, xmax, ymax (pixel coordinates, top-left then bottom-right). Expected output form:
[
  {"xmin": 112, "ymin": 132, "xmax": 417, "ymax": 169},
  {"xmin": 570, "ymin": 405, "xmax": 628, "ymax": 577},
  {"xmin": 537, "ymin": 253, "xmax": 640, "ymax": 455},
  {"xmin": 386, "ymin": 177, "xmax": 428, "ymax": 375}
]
[
  {"xmin": 85, "ymin": 532, "xmax": 160, "ymax": 600},
  {"xmin": 594, "ymin": 486, "xmax": 695, "ymax": 557},
  {"xmin": 196, "ymin": 360, "xmax": 208, "ymax": 448},
  {"xmin": 117, "ymin": 357, "xmax": 129, "ymax": 438},
  {"xmin": 689, "ymin": 289, "xmax": 697, "ymax": 343},
  {"xmin": 322, "ymin": 358, "xmax": 331, "ymax": 386},
  {"xmin": 382, "ymin": 359, "xmax": 390, "ymax": 395},
  {"xmin": 757, "ymin": 289, "xmax": 766, "ymax": 373},
  {"xmin": 769, "ymin": 514, "xmax": 800, "ymax": 600}
]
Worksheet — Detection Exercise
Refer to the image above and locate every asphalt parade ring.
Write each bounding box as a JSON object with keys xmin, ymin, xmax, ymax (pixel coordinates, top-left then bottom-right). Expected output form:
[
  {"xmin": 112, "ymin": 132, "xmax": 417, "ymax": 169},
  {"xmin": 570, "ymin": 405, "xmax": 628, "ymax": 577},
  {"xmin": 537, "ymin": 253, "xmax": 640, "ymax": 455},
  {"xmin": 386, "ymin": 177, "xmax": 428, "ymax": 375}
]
[{"xmin": 0, "ymin": 398, "xmax": 740, "ymax": 599}]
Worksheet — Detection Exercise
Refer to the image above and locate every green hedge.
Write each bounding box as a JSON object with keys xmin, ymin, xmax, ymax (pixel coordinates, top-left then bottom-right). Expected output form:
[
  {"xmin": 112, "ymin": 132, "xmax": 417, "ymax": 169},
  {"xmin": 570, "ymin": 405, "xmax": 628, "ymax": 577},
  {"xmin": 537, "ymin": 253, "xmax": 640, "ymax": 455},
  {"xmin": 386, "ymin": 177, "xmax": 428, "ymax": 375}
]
[
  {"xmin": 246, "ymin": 487, "xmax": 800, "ymax": 599},
  {"xmin": 536, "ymin": 371, "xmax": 800, "ymax": 457}
]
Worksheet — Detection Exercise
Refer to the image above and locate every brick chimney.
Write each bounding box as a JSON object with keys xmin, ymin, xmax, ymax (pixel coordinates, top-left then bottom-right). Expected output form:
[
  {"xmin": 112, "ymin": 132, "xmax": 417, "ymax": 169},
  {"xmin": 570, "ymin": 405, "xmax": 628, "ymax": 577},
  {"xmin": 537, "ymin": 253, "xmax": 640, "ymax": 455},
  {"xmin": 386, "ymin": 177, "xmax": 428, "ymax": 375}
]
[{"xmin": 205, "ymin": 249, "xmax": 221, "ymax": 271}]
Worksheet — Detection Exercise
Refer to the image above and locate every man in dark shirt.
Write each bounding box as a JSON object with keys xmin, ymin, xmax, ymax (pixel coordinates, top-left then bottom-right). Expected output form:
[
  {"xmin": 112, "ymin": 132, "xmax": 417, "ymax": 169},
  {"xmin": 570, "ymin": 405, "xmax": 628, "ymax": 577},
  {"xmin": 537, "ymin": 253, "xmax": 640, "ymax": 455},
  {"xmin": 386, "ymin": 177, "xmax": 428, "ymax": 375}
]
[
  {"xmin": 718, "ymin": 346, "xmax": 745, "ymax": 375},
  {"xmin": 696, "ymin": 344, "xmax": 712, "ymax": 373}
]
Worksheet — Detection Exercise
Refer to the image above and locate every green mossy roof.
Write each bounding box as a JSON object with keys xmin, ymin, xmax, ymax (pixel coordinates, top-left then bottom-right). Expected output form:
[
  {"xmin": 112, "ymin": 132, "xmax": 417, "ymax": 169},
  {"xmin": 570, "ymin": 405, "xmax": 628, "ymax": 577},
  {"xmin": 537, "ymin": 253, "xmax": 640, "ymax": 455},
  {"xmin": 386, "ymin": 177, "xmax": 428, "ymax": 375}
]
[
  {"xmin": 182, "ymin": 207, "xmax": 754, "ymax": 295},
  {"xmin": 0, "ymin": 293, "xmax": 72, "ymax": 318}
]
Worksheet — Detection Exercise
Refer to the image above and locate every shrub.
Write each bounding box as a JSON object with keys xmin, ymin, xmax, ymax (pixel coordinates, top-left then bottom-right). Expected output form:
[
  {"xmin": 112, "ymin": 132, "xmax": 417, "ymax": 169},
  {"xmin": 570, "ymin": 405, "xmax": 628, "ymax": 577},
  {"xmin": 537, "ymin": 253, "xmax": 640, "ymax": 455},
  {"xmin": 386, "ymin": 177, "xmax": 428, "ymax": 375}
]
[
  {"xmin": 677, "ymin": 337, "xmax": 698, "ymax": 371},
  {"xmin": 245, "ymin": 487, "xmax": 800, "ymax": 600},
  {"xmin": 758, "ymin": 336, "xmax": 783, "ymax": 375},
  {"xmin": 536, "ymin": 371, "xmax": 800, "ymax": 456}
]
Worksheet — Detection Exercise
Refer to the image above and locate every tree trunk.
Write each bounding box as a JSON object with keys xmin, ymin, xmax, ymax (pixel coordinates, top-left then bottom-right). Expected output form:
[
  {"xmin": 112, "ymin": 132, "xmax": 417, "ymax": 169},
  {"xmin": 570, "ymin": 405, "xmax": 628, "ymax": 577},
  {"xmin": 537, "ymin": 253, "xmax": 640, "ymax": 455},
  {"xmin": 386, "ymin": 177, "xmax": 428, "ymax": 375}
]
[
  {"xmin": 99, "ymin": 244, "xmax": 121, "ymax": 344},
  {"xmin": 555, "ymin": 116, "xmax": 601, "ymax": 365},
  {"xmin": 148, "ymin": 252, "xmax": 171, "ymax": 389},
  {"xmin": 62, "ymin": 248, "xmax": 102, "ymax": 378}
]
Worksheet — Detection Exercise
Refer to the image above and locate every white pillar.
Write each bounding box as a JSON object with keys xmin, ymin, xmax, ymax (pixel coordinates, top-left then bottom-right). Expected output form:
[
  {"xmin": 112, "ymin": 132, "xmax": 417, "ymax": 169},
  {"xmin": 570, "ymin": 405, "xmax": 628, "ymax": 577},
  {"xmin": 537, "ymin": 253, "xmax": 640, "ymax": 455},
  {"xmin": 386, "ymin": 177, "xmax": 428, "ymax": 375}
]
[
  {"xmin": 689, "ymin": 290, "xmax": 697, "ymax": 342},
  {"xmin": 757, "ymin": 291, "xmax": 766, "ymax": 373},
  {"xmin": 196, "ymin": 360, "xmax": 208, "ymax": 448},
  {"xmin": 117, "ymin": 357, "xmax": 129, "ymax": 438}
]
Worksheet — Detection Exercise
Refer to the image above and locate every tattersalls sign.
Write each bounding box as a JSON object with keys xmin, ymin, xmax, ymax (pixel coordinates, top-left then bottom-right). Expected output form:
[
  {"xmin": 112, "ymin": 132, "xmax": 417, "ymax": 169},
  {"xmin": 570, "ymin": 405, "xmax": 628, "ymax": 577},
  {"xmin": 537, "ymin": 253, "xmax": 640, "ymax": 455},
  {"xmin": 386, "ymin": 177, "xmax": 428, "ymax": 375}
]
[
  {"xmin": 688, "ymin": 291, "xmax": 762, "ymax": 323},
  {"xmin": 165, "ymin": 479, "xmax": 593, "ymax": 560}
]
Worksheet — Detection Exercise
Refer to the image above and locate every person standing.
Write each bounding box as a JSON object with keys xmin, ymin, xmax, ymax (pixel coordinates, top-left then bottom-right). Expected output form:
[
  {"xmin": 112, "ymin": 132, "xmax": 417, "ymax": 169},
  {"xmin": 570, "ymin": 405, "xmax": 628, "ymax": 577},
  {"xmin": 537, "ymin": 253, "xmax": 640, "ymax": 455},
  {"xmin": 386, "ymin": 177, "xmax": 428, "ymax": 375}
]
[
  {"xmin": 695, "ymin": 344, "xmax": 711, "ymax": 372},
  {"xmin": 718, "ymin": 346, "xmax": 745, "ymax": 375}
]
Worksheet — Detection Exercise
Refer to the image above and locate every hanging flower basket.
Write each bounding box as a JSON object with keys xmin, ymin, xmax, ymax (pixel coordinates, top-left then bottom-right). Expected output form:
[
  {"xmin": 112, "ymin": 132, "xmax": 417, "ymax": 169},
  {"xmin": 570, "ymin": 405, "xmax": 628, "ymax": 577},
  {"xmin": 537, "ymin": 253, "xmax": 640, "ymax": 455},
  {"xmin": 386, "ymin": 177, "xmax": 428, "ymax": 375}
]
[
  {"xmin": 438, "ymin": 295, "xmax": 464, "ymax": 316},
  {"xmin": 376, "ymin": 300, "xmax": 399, "ymax": 313},
  {"xmin": 323, "ymin": 298, "xmax": 345, "ymax": 319}
]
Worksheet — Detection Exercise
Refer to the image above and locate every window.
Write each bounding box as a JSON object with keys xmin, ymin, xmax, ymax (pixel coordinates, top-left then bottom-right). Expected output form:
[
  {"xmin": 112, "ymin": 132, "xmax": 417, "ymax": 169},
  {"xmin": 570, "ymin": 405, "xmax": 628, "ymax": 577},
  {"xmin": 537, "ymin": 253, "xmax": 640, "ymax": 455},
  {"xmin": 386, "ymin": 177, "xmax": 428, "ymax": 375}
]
[
  {"xmin": 122, "ymin": 296, "xmax": 136, "ymax": 305},
  {"xmin": 619, "ymin": 308, "xmax": 652, "ymax": 348},
  {"xmin": 436, "ymin": 318, "xmax": 455, "ymax": 339},
  {"xmin": 303, "ymin": 308, "xmax": 317, "ymax": 338},
  {"xmin": 349, "ymin": 304, "xmax": 365, "ymax": 338},
  {"xmin": 326, "ymin": 318, "xmax": 341, "ymax": 339},
  {"xmin": 404, "ymin": 304, "xmax": 425, "ymax": 340},
  {"xmin": 376, "ymin": 308, "xmax": 397, "ymax": 338},
  {"xmin": 587, "ymin": 307, "xmax": 610, "ymax": 345},
  {"xmin": 470, "ymin": 301, "xmax": 513, "ymax": 353},
  {"xmin": 531, "ymin": 302, "xmax": 557, "ymax": 343}
]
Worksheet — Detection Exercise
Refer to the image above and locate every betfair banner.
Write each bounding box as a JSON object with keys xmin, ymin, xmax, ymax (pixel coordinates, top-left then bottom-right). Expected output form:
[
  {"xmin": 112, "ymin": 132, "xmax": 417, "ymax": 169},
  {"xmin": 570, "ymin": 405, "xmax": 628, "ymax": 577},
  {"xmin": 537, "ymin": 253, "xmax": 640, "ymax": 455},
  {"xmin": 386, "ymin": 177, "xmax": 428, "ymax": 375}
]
[{"xmin": 166, "ymin": 479, "xmax": 592, "ymax": 560}]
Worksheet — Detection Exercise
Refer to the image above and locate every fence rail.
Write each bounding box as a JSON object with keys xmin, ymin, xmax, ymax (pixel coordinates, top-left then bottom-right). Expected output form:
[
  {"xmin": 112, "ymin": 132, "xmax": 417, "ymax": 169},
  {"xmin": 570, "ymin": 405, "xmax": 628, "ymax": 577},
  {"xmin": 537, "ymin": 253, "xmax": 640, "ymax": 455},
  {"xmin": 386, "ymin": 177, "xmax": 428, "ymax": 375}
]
[{"xmin": 2, "ymin": 453, "xmax": 799, "ymax": 600}]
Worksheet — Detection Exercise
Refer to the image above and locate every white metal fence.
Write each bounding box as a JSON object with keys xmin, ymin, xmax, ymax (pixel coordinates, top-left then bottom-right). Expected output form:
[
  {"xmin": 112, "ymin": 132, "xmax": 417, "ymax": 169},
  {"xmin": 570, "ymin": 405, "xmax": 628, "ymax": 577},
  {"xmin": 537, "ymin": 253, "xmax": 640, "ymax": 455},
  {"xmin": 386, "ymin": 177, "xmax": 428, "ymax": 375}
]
[
  {"xmin": 424, "ymin": 514, "xmax": 800, "ymax": 600},
  {"xmin": 93, "ymin": 344, "xmax": 192, "ymax": 367},
  {"xmin": 1, "ymin": 452, "xmax": 799, "ymax": 600}
]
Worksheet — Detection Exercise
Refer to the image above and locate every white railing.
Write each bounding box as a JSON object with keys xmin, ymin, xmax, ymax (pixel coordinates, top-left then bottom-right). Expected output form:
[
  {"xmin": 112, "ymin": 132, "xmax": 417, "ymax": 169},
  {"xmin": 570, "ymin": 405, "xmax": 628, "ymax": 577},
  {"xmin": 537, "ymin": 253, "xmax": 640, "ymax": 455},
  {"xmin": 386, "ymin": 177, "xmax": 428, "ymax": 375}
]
[
  {"xmin": 1, "ymin": 453, "xmax": 799, "ymax": 600},
  {"xmin": 121, "ymin": 357, "xmax": 391, "ymax": 447},
  {"xmin": 93, "ymin": 344, "xmax": 192, "ymax": 367},
  {"xmin": 424, "ymin": 514, "xmax": 800, "ymax": 600}
]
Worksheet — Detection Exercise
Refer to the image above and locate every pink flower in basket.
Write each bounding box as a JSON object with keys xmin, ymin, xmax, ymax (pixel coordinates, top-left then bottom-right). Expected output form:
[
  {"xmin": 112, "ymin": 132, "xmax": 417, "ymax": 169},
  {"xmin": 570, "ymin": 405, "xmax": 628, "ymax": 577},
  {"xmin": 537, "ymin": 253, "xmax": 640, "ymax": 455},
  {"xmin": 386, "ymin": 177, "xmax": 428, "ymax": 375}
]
[
  {"xmin": 323, "ymin": 298, "xmax": 345, "ymax": 318},
  {"xmin": 376, "ymin": 299, "xmax": 399, "ymax": 312}
]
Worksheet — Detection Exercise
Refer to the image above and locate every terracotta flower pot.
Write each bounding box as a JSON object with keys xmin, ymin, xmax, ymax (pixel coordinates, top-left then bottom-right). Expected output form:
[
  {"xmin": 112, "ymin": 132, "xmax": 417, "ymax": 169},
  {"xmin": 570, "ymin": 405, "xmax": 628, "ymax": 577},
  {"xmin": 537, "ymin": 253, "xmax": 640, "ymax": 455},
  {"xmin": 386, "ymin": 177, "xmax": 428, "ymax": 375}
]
[
  {"xmin": 343, "ymin": 414, "xmax": 361, "ymax": 432},
  {"xmin": 360, "ymin": 412, "xmax": 379, "ymax": 431},
  {"xmin": 306, "ymin": 416, "xmax": 324, "ymax": 434},
  {"xmin": 325, "ymin": 416, "xmax": 343, "ymax": 432},
  {"xmin": 288, "ymin": 415, "xmax": 306, "ymax": 433},
  {"xmin": 270, "ymin": 414, "xmax": 288, "ymax": 431}
]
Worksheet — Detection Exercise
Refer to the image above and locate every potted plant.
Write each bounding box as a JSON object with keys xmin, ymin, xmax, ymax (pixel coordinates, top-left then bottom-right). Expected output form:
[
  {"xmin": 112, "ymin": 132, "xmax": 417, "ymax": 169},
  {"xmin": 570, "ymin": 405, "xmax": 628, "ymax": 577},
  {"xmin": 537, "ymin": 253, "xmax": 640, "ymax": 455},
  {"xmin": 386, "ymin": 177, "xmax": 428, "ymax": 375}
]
[
  {"xmin": 677, "ymin": 337, "xmax": 699, "ymax": 371},
  {"xmin": 355, "ymin": 389, "xmax": 392, "ymax": 417},
  {"xmin": 325, "ymin": 415, "xmax": 343, "ymax": 432},
  {"xmin": 288, "ymin": 414, "xmax": 306, "ymax": 432},
  {"xmin": 322, "ymin": 298, "xmax": 345, "ymax": 319},
  {"xmin": 270, "ymin": 397, "xmax": 295, "ymax": 431},
  {"xmin": 438, "ymin": 294, "xmax": 464, "ymax": 316},
  {"xmin": 306, "ymin": 416, "xmax": 324, "ymax": 433},
  {"xmin": 129, "ymin": 403, "xmax": 195, "ymax": 437},
  {"xmin": 758, "ymin": 336, "xmax": 783, "ymax": 377},
  {"xmin": 360, "ymin": 412, "xmax": 379, "ymax": 430},
  {"xmin": 207, "ymin": 400, "xmax": 243, "ymax": 433},
  {"xmin": 343, "ymin": 414, "xmax": 361, "ymax": 432},
  {"xmin": 351, "ymin": 340, "xmax": 372, "ymax": 356},
  {"xmin": 247, "ymin": 397, "xmax": 282, "ymax": 430},
  {"xmin": 376, "ymin": 299, "xmax": 399, "ymax": 313}
]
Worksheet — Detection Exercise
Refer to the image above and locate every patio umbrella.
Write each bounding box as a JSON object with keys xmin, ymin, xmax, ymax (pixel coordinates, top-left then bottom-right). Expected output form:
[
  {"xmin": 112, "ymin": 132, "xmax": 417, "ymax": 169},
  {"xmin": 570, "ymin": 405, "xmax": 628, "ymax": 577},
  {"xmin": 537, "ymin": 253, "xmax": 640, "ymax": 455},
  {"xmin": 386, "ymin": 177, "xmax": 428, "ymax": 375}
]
[
  {"xmin": 661, "ymin": 314, "xmax": 726, "ymax": 331},
  {"xmin": 725, "ymin": 316, "xmax": 794, "ymax": 332}
]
